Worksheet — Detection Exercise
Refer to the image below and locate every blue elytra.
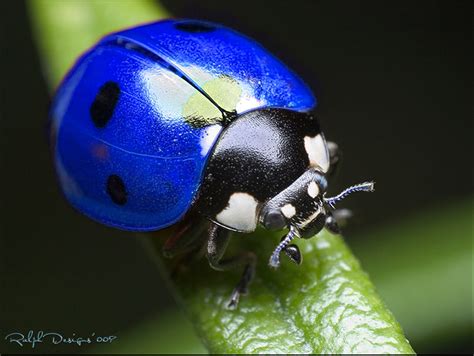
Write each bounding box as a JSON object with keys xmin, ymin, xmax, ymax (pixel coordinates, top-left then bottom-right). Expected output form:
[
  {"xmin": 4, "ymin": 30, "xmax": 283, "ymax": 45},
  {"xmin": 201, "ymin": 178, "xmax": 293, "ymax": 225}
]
[{"xmin": 50, "ymin": 19, "xmax": 317, "ymax": 232}]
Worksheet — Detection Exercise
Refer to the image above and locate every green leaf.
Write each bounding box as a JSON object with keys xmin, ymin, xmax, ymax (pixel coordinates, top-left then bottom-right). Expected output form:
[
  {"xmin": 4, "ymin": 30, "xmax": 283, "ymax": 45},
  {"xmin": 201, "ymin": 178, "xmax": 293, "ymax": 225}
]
[
  {"xmin": 145, "ymin": 229, "xmax": 414, "ymax": 353},
  {"xmin": 29, "ymin": 0, "xmax": 414, "ymax": 353}
]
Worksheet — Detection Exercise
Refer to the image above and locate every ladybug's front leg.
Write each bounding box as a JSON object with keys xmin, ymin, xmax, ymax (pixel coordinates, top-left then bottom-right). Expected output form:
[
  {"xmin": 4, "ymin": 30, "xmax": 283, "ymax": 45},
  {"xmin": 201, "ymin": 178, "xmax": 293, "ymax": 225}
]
[
  {"xmin": 206, "ymin": 223, "xmax": 256, "ymax": 309},
  {"xmin": 327, "ymin": 141, "xmax": 342, "ymax": 179}
]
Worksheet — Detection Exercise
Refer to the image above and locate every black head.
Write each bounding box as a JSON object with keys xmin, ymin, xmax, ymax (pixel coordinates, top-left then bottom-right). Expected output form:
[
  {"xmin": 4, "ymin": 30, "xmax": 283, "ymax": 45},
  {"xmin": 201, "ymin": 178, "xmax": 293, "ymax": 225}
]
[
  {"xmin": 261, "ymin": 169, "xmax": 328, "ymax": 237},
  {"xmin": 265, "ymin": 176, "xmax": 375, "ymax": 268}
]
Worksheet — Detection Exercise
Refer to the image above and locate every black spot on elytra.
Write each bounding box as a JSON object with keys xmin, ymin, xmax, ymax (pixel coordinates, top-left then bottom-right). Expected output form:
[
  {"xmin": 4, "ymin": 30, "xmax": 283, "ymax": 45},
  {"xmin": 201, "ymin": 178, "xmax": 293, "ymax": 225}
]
[
  {"xmin": 106, "ymin": 174, "xmax": 127, "ymax": 205},
  {"xmin": 174, "ymin": 20, "xmax": 216, "ymax": 33},
  {"xmin": 90, "ymin": 81, "xmax": 120, "ymax": 128}
]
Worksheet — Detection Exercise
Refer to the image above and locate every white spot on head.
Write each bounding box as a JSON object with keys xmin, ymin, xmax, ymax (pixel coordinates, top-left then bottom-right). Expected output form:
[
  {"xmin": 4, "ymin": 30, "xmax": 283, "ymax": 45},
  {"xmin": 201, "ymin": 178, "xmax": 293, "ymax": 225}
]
[
  {"xmin": 281, "ymin": 204, "xmax": 296, "ymax": 219},
  {"xmin": 216, "ymin": 192, "xmax": 259, "ymax": 232},
  {"xmin": 307, "ymin": 181, "xmax": 319, "ymax": 198},
  {"xmin": 304, "ymin": 134, "xmax": 330, "ymax": 173}
]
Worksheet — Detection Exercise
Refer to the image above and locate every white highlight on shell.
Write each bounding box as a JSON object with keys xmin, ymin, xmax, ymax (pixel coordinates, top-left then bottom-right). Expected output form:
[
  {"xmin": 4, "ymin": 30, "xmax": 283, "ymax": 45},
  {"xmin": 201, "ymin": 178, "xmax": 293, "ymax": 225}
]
[
  {"xmin": 304, "ymin": 134, "xmax": 330, "ymax": 173},
  {"xmin": 181, "ymin": 65, "xmax": 215, "ymax": 86},
  {"xmin": 307, "ymin": 181, "xmax": 319, "ymax": 198},
  {"xmin": 235, "ymin": 90, "xmax": 265, "ymax": 113},
  {"xmin": 141, "ymin": 68, "xmax": 195, "ymax": 121},
  {"xmin": 199, "ymin": 124, "xmax": 221, "ymax": 156},
  {"xmin": 216, "ymin": 192, "xmax": 259, "ymax": 232},
  {"xmin": 281, "ymin": 204, "xmax": 296, "ymax": 219}
]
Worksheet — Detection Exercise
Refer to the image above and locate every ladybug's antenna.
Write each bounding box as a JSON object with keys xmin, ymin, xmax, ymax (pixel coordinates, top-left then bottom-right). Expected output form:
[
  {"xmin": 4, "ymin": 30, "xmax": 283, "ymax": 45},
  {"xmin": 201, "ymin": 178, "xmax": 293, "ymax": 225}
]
[
  {"xmin": 323, "ymin": 181, "xmax": 375, "ymax": 209},
  {"xmin": 269, "ymin": 226, "xmax": 299, "ymax": 268}
]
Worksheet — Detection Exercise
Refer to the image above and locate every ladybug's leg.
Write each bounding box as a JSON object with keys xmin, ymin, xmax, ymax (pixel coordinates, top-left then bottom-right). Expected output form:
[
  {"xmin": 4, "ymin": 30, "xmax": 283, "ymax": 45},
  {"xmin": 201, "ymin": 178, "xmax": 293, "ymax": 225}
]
[
  {"xmin": 325, "ymin": 208, "xmax": 353, "ymax": 234},
  {"xmin": 331, "ymin": 209, "xmax": 353, "ymax": 227},
  {"xmin": 280, "ymin": 238, "xmax": 303, "ymax": 265},
  {"xmin": 162, "ymin": 216, "xmax": 209, "ymax": 259},
  {"xmin": 324, "ymin": 211, "xmax": 341, "ymax": 234},
  {"xmin": 326, "ymin": 141, "xmax": 342, "ymax": 179},
  {"xmin": 206, "ymin": 223, "xmax": 256, "ymax": 309}
]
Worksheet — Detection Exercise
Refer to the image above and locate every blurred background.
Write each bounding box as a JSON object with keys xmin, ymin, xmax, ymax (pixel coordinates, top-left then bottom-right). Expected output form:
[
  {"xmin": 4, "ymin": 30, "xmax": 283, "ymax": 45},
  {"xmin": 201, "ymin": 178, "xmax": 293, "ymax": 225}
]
[{"xmin": 1, "ymin": 0, "xmax": 472, "ymax": 353}]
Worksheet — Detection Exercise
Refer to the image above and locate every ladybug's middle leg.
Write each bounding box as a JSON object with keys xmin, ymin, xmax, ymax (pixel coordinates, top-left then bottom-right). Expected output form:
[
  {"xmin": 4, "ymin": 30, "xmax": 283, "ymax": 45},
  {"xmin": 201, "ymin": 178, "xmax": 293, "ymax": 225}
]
[
  {"xmin": 325, "ymin": 141, "xmax": 353, "ymax": 232},
  {"xmin": 206, "ymin": 223, "xmax": 256, "ymax": 309},
  {"xmin": 162, "ymin": 215, "xmax": 208, "ymax": 259}
]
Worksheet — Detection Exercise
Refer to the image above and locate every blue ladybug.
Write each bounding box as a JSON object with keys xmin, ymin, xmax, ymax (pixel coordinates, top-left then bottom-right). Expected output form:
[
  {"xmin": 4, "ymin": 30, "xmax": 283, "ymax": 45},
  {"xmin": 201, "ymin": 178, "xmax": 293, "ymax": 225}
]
[{"xmin": 51, "ymin": 19, "xmax": 374, "ymax": 308}]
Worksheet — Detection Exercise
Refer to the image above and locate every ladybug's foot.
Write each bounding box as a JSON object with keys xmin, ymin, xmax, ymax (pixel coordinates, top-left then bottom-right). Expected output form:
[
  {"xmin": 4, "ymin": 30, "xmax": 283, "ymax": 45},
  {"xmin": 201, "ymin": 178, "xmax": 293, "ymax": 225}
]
[
  {"xmin": 206, "ymin": 223, "xmax": 256, "ymax": 309},
  {"xmin": 283, "ymin": 244, "xmax": 302, "ymax": 265},
  {"xmin": 227, "ymin": 291, "xmax": 240, "ymax": 309},
  {"xmin": 227, "ymin": 263, "xmax": 254, "ymax": 309},
  {"xmin": 325, "ymin": 208, "xmax": 353, "ymax": 234}
]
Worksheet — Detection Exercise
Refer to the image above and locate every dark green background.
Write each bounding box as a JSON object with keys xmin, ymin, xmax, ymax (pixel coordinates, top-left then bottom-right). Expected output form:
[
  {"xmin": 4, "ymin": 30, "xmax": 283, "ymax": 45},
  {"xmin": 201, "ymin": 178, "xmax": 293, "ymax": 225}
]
[{"xmin": 1, "ymin": 0, "xmax": 471, "ymax": 353}]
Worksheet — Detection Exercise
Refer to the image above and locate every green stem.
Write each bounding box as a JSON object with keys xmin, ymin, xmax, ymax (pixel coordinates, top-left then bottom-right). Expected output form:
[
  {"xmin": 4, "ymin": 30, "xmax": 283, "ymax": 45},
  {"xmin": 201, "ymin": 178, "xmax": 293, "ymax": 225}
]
[
  {"xmin": 28, "ymin": 0, "xmax": 168, "ymax": 88},
  {"xmin": 144, "ymin": 229, "xmax": 414, "ymax": 353}
]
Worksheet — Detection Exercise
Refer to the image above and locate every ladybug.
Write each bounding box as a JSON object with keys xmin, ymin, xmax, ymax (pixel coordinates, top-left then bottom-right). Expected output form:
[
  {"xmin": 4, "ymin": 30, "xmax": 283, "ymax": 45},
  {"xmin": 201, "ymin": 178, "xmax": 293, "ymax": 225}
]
[{"xmin": 50, "ymin": 19, "xmax": 374, "ymax": 308}]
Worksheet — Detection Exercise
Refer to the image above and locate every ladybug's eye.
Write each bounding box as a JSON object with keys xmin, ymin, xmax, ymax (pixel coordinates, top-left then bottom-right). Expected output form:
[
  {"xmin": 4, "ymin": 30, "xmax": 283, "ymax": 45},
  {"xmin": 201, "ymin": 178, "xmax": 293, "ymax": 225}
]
[
  {"xmin": 262, "ymin": 210, "xmax": 286, "ymax": 230},
  {"xmin": 312, "ymin": 171, "xmax": 328, "ymax": 192}
]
